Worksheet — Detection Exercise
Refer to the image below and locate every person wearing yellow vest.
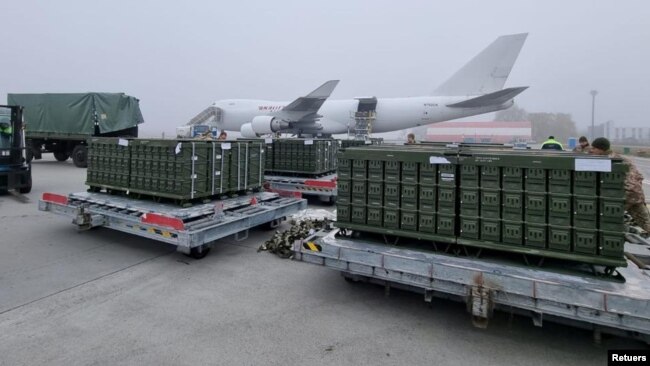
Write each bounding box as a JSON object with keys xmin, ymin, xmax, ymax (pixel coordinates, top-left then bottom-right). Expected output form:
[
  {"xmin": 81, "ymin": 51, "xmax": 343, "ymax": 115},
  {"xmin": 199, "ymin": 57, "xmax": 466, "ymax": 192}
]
[
  {"xmin": 0, "ymin": 121, "xmax": 13, "ymax": 149},
  {"xmin": 541, "ymin": 135, "xmax": 563, "ymax": 150}
]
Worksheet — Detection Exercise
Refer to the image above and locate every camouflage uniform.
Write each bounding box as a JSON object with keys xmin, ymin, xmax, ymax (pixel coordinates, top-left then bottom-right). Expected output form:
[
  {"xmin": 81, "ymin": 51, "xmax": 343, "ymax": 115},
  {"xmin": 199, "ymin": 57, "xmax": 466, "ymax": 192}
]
[{"xmin": 610, "ymin": 151, "xmax": 650, "ymax": 232}]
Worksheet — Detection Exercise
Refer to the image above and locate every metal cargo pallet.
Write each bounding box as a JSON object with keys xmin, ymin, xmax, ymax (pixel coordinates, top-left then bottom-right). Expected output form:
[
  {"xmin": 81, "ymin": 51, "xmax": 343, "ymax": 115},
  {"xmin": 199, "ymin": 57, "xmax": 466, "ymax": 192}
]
[
  {"xmin": 39, "ymin": 191, "xmax": 307, "ymax": 258},
  {"xmin": 265, "ymin": 173, "xmax": 337, "ymax": 200},
  {"xmin": 294, "ymin": 228, "xmax": 650, "ymax": 343}
]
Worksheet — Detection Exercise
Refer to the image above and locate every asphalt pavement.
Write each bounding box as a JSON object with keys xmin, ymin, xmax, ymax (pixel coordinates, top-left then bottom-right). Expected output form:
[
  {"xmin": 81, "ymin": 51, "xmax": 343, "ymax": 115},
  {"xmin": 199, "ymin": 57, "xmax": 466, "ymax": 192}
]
[{"xmin": 0, "ymin": 156, "xmax": 644, "ymax": 366}]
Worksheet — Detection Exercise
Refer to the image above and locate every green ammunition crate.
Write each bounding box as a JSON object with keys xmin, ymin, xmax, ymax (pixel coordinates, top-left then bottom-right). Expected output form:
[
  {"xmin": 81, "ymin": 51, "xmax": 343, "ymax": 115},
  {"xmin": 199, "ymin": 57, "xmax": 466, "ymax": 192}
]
[
  {"xmin": 351, "ymin": 205, "xmax": 366, "ymax": 224},
  {"xmin": 401, "ymin": 161, "xmax": 419, "ymax": 183},
  {"xmin": 367, "ymin": 206, "xmax": 383, "ymax": 226},
  {"xmin": 480, "ymin": 219, "xmax": 501, "ymax": 242},
  {"xmin": 480, "ymin": 166, "xmax": 500, "ymax": 189},
  {"xmin": 419, "ymin": 184, "xmax": 436, "ymax": 203},
  {"xmin": 438, "ymin": 164, "xmax": 456, "ymax": 186},
  {"xmin": 383, "ymin": 208, "xmax": 399, "ymax": 229},
  {"xmin": 352, "ymin": 159, "xmax": 367, "ymax": 179},
  {"xmin": 368, "ymin": 160, "xmax": 384, "ymax": 180},
  {"xmin": 599, "ymin": 198, "xmax": 625, "ymax": 231},
  {"xmin": 502, "ymin": 167, "xmax": 524, "ymax": 191},
  {"xmin": 460, "ymin": 216, "xmax": 480, "ymax": 239},
  {"xmin": 502, "ymin": 191, "xmax": 524, "ymax": 221},
  {"xmin": 548, "ymin": 194, "xmax": 572, "ymax": 226},
  {"xmin": 460, "ymin": 165, "xmax": 479, "ymax": 188},
  {"xmin": 573, "ymin": 171, "xmax": 598, "ymax": 196},
  {"xmin": 436, "ymin": 213, "xmax": 456, "ymax": 236},
  {"xmin": 524, "ymin": 224, "xmax": 547, "ymax": 248},
  {"xmin": 573, "ymin": 195, "xmax": 598, "ymax": 229},
  {"xmin": 524, "ymin": 168, "xmax": 546, "ymax": 192},
  {"xmin": 481, "ymin": 189, "xmax": 501, "ymax": 218},
  {"xmin": 418, "ymin": 212, "xmax": 436, "ymax": 233},
  {"xmin": 207, "ymin": 142, "xmax": 232, "ymax": 195},
  {"xmin": 574, "ymin": 229, "xmax": 598, "ymax": 255},
  {"xmin": 600, "ymin": 231, "xmax": 625, "ymax": 257},
  {"xmin": 401, "ymin": 184, "xmax": 418, "ymax": 211},
  {"xmin": 419, "ymin": 201, "xmax": 436, "ymax": 213},
  {"xmin": 437, "ymin": 187, "xmax": 456, "ymax": 215},
  {"xmin": 502, "ymin": 220, "xmax": 524, "ymax": 245},
  {"xmin": 548, "ymin": 226, "xmax": 572, "ymax": 252},
  {"xmin": 352, "ymin": 180, "xmax": 367, "ymax": 205},
  {"xmin": 524, "ymin": 193, "xmax": 547, "ymax": 224},
  {"xmin": 460, "ymin": 188, "xmax": 479, "ymax": 216},
  {"xmin": 400, "ymin": 209, "xmax": 418, "ymax": 231},
  {"xmin": 419, "ymin": 163, "xmax": 437, "ymax": 185},
  {"xmin": 337, "ymin": 179, "xmax": 351, "ymax": 205},
  {"xmin": 338, "ymin": 158, "xmax": 351, "ymax": 179},
  {"xmin": 384, "ymin": 161, "xmax": 401, "ymax": 182},
  {"xmin": 384, "ymin": 182, "xmax": 400, "ymax": 201},
  {"xmin": 548, "ymin": 169, "xmax": 572, "ymax": 194},
  {"xmin": 337, "ymin": 204, "xmax": 351, "ymax": 223}
]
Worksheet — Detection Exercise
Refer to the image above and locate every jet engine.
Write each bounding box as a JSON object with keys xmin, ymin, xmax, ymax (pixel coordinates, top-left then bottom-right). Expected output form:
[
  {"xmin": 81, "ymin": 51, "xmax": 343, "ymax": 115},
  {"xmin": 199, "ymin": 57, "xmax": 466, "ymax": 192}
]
[
  {"xmin": 251, "ymin": 116, "xmax": 289, "ymax": 134},
  {"xmin": 240, "ymin": 123, "xmax": 257, "ymax": 138}
]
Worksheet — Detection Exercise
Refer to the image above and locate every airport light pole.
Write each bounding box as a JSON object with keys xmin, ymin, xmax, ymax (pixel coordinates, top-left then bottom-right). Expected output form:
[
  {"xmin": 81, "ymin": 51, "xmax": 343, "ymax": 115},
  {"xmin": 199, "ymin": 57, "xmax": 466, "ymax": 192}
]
[{"xmin": 590, "ymin": 90, "xmax": 598, "ymax": 140}]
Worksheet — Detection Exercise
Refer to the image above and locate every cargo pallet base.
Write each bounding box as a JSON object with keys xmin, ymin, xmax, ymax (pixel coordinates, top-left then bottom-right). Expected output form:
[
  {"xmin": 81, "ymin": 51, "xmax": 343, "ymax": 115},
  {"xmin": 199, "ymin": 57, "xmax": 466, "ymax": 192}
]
[
  {"xmin": 294, "ymin": 228, "xmax": 650, "ymax": 343},
  {"xmin": 39, "ymin": 191, "xmax": 307, "ymax": 258},
  {"xmin": 264, "ymin": 173, "xmax": 337, "ymax": 201},
  {"xmin": 87, "ymin": 184, "xmax": 261, "ymax": 206}
]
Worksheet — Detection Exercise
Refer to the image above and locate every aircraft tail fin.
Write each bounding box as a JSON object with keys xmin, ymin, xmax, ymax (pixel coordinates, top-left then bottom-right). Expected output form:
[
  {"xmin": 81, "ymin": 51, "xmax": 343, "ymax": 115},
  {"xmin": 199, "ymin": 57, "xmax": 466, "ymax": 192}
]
[
  {"xmin": 446, "ymin": 86, "xmax": 528, "ymax": 108},
  {"xmin": 432, "ymin": 33, "xmax": 528, "ymax": 96}
]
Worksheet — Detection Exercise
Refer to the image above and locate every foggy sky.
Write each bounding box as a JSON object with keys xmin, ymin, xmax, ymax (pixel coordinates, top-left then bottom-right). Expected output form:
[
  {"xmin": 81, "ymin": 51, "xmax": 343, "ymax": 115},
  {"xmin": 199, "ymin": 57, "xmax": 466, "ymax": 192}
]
[{"xmin": 2, "ymin": 0, "xmax": 649, "ymax": 137}]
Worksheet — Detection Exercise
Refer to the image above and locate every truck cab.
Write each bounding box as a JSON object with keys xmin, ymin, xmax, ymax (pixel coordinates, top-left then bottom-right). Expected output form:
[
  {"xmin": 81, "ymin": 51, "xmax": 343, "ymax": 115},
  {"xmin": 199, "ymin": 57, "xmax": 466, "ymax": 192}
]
[{"xmin": 0, "ymin": 105, "xmax": 32, "ymax": 193}]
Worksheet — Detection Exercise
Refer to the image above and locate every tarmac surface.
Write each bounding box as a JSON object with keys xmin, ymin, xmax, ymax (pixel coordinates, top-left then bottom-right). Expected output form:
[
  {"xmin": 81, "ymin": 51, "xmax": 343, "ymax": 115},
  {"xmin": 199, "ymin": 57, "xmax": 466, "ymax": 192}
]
[{"xmin": 0, "ymin": 156, "xmax": 647, "ymax": 366}]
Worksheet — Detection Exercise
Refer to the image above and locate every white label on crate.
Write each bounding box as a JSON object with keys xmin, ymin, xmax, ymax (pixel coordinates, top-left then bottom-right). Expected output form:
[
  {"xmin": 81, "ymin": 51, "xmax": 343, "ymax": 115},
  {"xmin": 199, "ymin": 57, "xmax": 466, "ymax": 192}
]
[
  {"xmin": 118, "ymin": 138, "xmax": 129, "ymax": 146},
  {"xmin": 175, "ymin": 143, "xmax": 182, "ymax": 154},
  {"xmin": 216, "ymin": 154, "xmax": 222, "ymax": 159},
  {"xmin": 215, "ymin": 171, "xmax": 221, "ymax": 176},
  {"xmin": 221, "ymin": 143, "xmax": 231, "ymax": 150},
  {"xmin": 265, "ymin": 138, "xmax": 273, "ymax": 144},
  {"xmin": 575, "ymin": 158, "xmax": 611, "ymax": 172},
  {"xmin": 364, "ymin": 140, "xmax": 372, "ymax": 144},
  {"xmin": 304, "ymin": 139, "xmax": 314, "ymax": 145},
  {"xmin": 192, "ymin": 155, "xmax": 198, "ymax": 161},
  {"xmin": 440, "ymin": 173, "xmax": 455, "ymax": 181},
  {"xmin": 429, "ymin": 156, "xmax": 451, "ymax": 164},
  {"xmin": 191, "ymin": 174, "xmax": 197, "ymax": 179}
]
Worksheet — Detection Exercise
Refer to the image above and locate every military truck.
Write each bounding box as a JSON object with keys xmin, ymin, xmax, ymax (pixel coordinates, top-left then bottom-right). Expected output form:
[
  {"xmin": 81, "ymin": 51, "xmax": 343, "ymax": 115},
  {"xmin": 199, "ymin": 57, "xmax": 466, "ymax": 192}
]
[
  {"xmin": 0, "ymin": 105, "xmax": 32, "ymax": 193},
  {"xmin": 7, "ymin": 93, "xmax": 144, "ymax": 168}
]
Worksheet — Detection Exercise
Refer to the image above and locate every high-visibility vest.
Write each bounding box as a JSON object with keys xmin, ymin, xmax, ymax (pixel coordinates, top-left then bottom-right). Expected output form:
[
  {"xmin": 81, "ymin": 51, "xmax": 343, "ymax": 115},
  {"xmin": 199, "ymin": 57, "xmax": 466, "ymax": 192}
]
[{"xmin": 541, "ymin": 138, "xmax": 563, "ymax": 150}]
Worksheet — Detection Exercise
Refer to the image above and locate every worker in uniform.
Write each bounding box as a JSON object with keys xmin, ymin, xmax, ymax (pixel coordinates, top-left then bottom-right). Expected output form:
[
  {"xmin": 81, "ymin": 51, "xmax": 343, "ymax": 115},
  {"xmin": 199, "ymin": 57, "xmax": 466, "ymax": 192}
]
[
  {"xmin": 541, "ymin": 135, "xmax": 563, "ymax": 150},
  {"xmin": 406, "ymin": 133, "xmax": 416, "ymax": 145},
  {"xmin": 590, "ymin": 137, "xmax": 650, "ymax": 233},
  {"xmin": 197, "ymin": 130, "xmax": 213, "ymax": 140},
  {"xmin": 0, "ymin": 120, "xmax": 13, "ymax": 148},
  {"xmin": 573, "ymin": 136, "xmax": 591, "ymax": 153}
]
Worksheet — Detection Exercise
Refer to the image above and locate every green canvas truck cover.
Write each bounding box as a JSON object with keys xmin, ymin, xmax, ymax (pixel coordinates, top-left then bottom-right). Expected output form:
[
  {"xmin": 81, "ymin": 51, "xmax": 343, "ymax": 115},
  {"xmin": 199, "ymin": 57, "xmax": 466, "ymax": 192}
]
[{"xmin": 7, "ymin": 93, "xmax": 144, "ymax": 135}]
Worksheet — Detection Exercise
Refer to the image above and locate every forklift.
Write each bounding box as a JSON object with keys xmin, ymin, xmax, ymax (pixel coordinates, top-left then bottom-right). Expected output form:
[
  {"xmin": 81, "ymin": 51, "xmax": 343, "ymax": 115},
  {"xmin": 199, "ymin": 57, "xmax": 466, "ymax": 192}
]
[{"xmin": 0, "ymin": 105, "xmax": 32, "ymax": 194}]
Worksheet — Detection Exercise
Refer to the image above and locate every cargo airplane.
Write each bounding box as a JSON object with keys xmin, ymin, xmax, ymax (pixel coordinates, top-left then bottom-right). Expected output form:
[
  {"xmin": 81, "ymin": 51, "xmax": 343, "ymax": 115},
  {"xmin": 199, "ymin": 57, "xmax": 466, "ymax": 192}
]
[{"xmin": 187, "ymin": 33, "xmax": 528, "ymax": 137}]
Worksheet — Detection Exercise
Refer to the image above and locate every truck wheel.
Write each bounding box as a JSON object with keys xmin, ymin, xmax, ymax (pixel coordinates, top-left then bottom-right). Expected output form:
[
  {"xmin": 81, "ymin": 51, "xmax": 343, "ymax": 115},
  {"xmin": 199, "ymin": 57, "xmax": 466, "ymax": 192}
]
[
  {"xmin": 186, "ymin": 246, "xmax": 211, "ymax": 259},
  {"xmin": 19, "ymin": 175, "xmax": 32, "ymax": 194},
  {"xmin": 54, "ymin": 152, "xmax": 70, "ymax": 162},
  {"xmin": 72, "ymin": 145, "xmax": 88, "ymax": 168}
]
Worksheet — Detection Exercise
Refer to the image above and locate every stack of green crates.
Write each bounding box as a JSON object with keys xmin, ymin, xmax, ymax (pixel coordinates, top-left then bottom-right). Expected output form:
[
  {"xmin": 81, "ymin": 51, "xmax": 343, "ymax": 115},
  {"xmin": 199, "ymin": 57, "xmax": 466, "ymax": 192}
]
[
  {"xmin": 129, "ymin": 139, "xmax": 212, "ymax": 200},
  {"xmin": 86, "ymin": 138, "xmax": 262, "ymax": 201},
  {"xmin": 266, "ymin": 138, "xmax": 338, "ymax": 175},
  {"xmin": 230, "ymin": 140, "xmax": 265, "ymax": 192},
  {"xmin": 335, "ymin": 145, "xmax": 629, "ymax": 268},
  {"xmin": 87, "ymin": 137, "xmax": 131, "ymax": 189}
]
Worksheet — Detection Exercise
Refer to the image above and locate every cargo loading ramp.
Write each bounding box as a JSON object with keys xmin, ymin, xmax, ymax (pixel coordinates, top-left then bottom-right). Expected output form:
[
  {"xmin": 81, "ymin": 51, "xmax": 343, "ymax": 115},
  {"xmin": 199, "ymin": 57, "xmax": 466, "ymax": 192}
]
[
  {"xmin": 39, "ymin": 191, "xmax": 307, "ymax": 258},
  {"xmin": 294, "ymin": 228, "xmax": 650, "ymax": 343}
]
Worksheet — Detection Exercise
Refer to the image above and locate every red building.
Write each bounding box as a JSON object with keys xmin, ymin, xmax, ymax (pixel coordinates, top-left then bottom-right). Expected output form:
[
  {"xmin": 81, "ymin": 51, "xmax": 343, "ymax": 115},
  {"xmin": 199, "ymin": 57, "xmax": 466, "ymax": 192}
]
[{"xmin": 425, "ymin": 121, "xmax": 531, "ymax": 143}]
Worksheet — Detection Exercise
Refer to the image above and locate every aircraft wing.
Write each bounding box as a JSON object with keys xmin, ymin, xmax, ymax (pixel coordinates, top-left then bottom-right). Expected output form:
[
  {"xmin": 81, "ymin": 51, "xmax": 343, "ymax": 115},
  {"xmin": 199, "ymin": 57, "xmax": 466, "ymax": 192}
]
[
  {"xmin": 278, "ymin": 80, "xmax": 339, "ymax": 122},
  {"xmin": 446, "ymin": 86, "xmax": 528, "ymax": 108}
]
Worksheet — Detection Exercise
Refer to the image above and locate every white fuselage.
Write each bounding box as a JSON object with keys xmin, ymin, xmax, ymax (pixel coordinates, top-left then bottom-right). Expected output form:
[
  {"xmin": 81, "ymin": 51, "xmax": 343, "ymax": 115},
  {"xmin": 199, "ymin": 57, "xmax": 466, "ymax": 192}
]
[{"xmin": 214, "ymin": 96, "xmax": 512, "ymax": 135}]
